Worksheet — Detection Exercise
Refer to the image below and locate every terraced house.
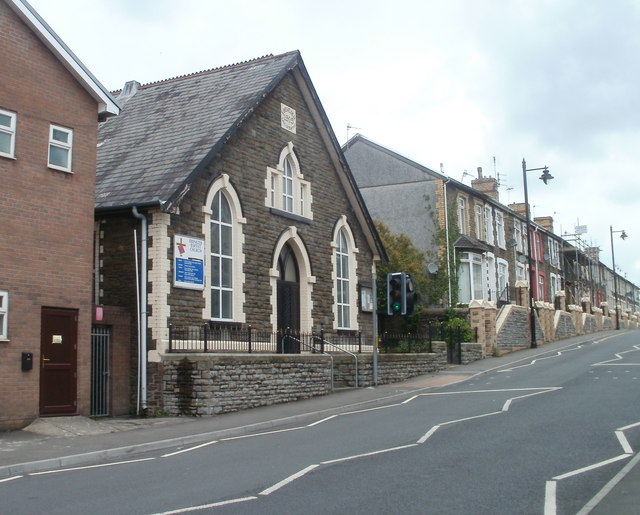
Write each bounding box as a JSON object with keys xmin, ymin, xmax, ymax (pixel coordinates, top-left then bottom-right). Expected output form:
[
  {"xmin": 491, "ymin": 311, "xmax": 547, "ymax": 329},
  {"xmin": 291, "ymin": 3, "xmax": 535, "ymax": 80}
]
[
  {"xmin": 343, "ymin": 134, "xmax": 636, "ymax": 352},
  {"xmin": 94, "ymin": 52, "xmax": 385, "ymax": 416}
]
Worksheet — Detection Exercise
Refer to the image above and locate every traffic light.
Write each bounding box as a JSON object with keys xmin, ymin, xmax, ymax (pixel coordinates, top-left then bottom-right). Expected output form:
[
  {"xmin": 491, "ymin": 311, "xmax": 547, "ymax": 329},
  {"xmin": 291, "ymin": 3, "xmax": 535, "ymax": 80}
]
[
  {"xmin": 405, "ymin": 274, "xmax": 417, "ymax": 315},
  {"xmin": 387, "ymin": 272, "xmax": 406, "ymax": 315}
]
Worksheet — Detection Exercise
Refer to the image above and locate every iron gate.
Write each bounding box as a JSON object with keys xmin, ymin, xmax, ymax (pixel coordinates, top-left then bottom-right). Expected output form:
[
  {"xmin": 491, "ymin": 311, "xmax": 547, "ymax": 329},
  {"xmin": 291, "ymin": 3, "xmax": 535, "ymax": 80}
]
[{"xmin": 91, "ymin": 325, "xmax": 110, "ymax": 416}]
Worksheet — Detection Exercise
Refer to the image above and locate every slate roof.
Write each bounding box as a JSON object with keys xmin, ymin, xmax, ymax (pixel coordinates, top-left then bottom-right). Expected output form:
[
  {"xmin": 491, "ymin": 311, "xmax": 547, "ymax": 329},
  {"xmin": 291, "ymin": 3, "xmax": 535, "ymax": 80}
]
[
  {"xmin": 96, "ymin": 51, "xmax": 386, "ymax": 261},
  {"xmin": 96, "ymin": 51, "xmax": 301, "ymax": 211}
]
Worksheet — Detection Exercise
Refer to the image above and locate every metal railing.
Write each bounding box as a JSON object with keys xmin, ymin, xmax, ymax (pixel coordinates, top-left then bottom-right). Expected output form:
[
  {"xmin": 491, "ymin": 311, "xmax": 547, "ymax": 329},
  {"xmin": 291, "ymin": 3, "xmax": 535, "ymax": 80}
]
[
  {"xmin": 313, "ymin": 335, "xmax": 359, "ymax": 388},
  {"xmin": 378, "ymin": 323, "xmax": 474, "ymax": 364},
  {"xmin": 168, "ymin": 325, "xmax": 366, "ymax": 354}
]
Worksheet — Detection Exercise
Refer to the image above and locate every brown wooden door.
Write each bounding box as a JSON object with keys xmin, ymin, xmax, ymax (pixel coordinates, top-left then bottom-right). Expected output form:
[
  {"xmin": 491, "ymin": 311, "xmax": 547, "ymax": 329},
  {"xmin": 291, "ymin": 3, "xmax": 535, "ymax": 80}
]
[{"xmin": 40, "ymin": 308, "xmax": 78, "ymax": 415}]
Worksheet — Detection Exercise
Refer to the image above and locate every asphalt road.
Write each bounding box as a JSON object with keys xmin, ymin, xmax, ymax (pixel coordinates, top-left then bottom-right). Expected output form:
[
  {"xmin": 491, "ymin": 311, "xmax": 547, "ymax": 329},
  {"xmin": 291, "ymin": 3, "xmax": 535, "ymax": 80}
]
[{"xmin": 2, "ymin": 332, "xmax": 639, "ymax": 514}]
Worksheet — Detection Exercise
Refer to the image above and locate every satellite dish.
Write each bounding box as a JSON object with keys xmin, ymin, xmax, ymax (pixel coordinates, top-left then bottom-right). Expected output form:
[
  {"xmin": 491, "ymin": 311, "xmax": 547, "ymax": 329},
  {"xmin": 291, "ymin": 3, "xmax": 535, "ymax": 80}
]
[
  {"xmin": 427, "ymin": 263, "xmax": 439, "ymax": 274},
  {"xmin": 543, "ymin": 253, "xmax": 551, "ymax": 261},
  {"xmin": 518, "ymin": 255, "xmax": 527, "ymax": 264},
  {"xmin": 507, "ymin": 238, "xmax": 517, "ymax": 248}
]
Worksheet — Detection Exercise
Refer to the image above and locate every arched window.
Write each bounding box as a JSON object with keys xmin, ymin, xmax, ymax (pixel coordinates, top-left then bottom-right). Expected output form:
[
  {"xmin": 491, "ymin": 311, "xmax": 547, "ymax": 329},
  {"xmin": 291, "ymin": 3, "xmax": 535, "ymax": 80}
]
[
  {"xmin": 265, "ymin": 143, "xmax": 312, "ymax": 219},
  {"xmin": 336, "ymin": 229, "xmax": 350, "ymax": 328},
  {"xmin": 211, "ymin": 191, "xmax": 233, "ymax": 320},
  {"xmin": 203, "ymin": 174, "xmax": 246, "ymax": 323},
  {"xmin": 332, "ymin": 217, "xmax": 359, "ymax": 330},
  {"xmin": 282, "ymin": 157, "xmax": 294, "ymax": 212}
]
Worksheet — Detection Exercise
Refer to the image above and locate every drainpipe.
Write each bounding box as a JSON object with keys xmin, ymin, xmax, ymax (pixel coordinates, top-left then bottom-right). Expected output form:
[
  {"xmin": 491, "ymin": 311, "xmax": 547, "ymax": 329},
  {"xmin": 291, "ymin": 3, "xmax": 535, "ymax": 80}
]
[
  {"xmin": 443, "ymin": 177, "xmax": 452, "ymax": 307},
  {"xmin": 132, "ymin": 206, "xmax": 148, "ymax": 412},
  {"xmin": 372, "ymin": 262, "xmax": 378, "ymax": 386}
]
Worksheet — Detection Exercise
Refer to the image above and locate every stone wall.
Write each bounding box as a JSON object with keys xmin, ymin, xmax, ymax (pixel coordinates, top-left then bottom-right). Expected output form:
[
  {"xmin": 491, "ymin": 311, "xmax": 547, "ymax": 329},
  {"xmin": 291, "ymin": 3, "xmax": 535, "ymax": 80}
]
[
  {"xmin": 496, "ymin": 304, "xmax": 530, "ymax": 350},
  {"xmin": 152, "ymin": 341, "xmax": 463, "ymax": 416},
  {"xmin": 554, "ymin": 311, "xmax": 576, "ymax": 339},
  {"xmin": 474, "ymin": 290, "xmax": 637, "ymax": 354}
]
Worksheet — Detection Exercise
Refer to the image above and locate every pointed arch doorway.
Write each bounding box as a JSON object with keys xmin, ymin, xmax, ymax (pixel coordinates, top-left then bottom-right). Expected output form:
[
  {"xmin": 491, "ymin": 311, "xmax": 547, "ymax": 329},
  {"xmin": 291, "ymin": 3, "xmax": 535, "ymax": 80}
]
[{"xmin": 277, "ymin": 244, "xmax": 300, "ymax": 353}]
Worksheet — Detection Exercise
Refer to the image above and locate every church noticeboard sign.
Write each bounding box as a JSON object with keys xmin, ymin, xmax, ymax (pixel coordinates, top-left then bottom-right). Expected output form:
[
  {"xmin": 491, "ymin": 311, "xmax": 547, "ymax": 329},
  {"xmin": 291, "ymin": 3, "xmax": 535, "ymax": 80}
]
[{"xmin": 174, "ymin": 235, "xmax": 205, "ymax": 290}]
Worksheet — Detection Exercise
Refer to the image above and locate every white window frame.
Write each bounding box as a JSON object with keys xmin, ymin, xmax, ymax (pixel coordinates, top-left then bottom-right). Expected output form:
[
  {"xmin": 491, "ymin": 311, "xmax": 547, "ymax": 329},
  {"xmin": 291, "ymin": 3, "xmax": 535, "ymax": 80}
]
[
  {"xmin": 550, "ymin": 272, "xmax": 561, "ymax": 300},
  {"xmin": 458, "ymin": 252, "xmax": 484, "ymax": 303},
  {"xmin": 457, "ymin": 197, "xmax": 467, "ymax": 235},
  {"xmin": 336, "ymin": 230, "xmax": 351, "ymax": 329},
  {"xmin": 516, "ymin": 261, "xmax": 526, "ymax": 282},
  {"xmin": 265, "ymin": 142, "xmax": 312, "ymax": 219},
  {"xmin": 0, "ymin": 290, "xmax": 8, "ymax": 340},
  {"xmin": 484, "ymin": 205, "xmax": 494, "ymax": 245},
  {"xmin": 497, "ymin": 258, "xmax": 509, "ymax": 302},
  {"xmin": 282, "ymin": 157, "xmax": 294, "ymax": 212},
  {"xmin": 538, "ymin": 273, "xmax": 546, "ymax": 302},
  {"xmin": 0, "ymin": 109, "xmax": 16, "ymax": 159},
  {"xmin": 202, "ymin": 174, "xmax": 246, "ymax": 323},
  {"xmin": 210, "ymin": 191, "xmax": 234, "ymax": 320},
  {"xmin": 548, "ymin": 237, "xmax": 560, "ymax": 268},
  {"xmin": 485, "ymin": 252, "xmax": 496, "ymax": 301},
  {"xmin": 48, "ymin": 124, "xmax": 73, "ymax": 172},
  {"xmin": 496, "ymin": 211, "xmax": 506, "ymax": 249},
  {"xmin": 474, "ymin": 205, "xmax": 483, "ymax": 240},
  {"xmin": 332, "ymin": 217, "xmax": 359, "ymax": 330},
  {"xmin": 514, "ymin": 220, "xmax": 524, "ymax": 253}
]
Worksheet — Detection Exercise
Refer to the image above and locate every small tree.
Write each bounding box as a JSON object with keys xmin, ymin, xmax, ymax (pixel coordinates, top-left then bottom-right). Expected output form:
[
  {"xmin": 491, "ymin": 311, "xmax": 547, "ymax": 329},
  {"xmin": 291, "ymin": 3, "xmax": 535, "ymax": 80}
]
[{"xmin": 375, "ymin": 221, "xmax": 426, "ymax": 331}]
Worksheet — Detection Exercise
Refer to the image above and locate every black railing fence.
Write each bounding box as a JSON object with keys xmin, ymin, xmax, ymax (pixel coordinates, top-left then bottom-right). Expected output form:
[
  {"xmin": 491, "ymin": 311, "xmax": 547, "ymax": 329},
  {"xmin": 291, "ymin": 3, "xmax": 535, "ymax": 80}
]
[
  {"xmin": 168, "ymin": 325, "xmax": 364, "ymax": 354},
  {"xmin": 379, "ymin": 323, "xmax": 477, "ymax": 364},
  {"xmin": 169, "ymin": 323, "xmax": 474, "ymax": 365}
]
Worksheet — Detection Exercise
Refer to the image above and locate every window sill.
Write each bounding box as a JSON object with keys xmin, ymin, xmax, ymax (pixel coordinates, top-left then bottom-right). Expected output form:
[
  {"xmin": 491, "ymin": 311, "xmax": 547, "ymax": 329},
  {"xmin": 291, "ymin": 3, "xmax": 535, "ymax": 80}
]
[
  {"xmin": 48, "ymin": 165, "xmax": 73, "ymax": 174},
  {"xmin": 270, "ymin": 208, "xmax": 311, "ymax": 224}
]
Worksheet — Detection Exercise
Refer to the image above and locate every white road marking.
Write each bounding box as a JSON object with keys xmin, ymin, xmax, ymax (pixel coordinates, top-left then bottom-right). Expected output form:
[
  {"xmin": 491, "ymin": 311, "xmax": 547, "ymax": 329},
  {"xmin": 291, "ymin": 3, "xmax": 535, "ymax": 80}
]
[
  {"xmin": 149, "ymin": 496, "xmax": 257, "ymax": 514},
  {"xmin": 417, "ymin": 425, "xmax": 441, "ymax": 444},
  {"xmin": 553, "ymin": 454, "xmax": 630, "ymax": 480},
  {"xmin": 307, "ymin": 415, "xmax": 337, "ymax": 426},
  {"xmin": 592, "ymin": 344, "xmax": 640, "ymax": 367},
  {"xmin": 221, "ymin": 426, "xmax": 302, "ymax": 441},
  {"xmin": 259, "ymin": 464, "xmax": 319, "ymax": 495},
  {"xmin": 577, "ymin": 452, "xmax": 640, "ymax": 515},
  {"xmin": 29, "ymin": 457, "xmax": 155, "ymax": 475},
  {"xmin": 0, "ymin": 475, "xmax": 22, "ymax": 483},
  {"xmin": 162, "ymin": 440, "xmax": 218, "ymax": 457},
  {"xmin": 544, "ymin": 481, "xmax": 557, "ymax": 515},
  {"xmin": 547, "ymin": 416, "xmax": 640, "ymax": 513},
  {"xmin": 321, "ymin": 444, "xmax": 419, "ymax": 465},
  {"xmin": 615, "ymin": 431, "xmax": 633, "ymax": 455}
]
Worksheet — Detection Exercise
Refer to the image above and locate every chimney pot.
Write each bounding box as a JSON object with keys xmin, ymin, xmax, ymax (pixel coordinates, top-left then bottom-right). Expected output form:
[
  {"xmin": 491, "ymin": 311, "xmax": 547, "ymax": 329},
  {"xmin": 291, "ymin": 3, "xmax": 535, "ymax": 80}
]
[{"xmin": 477, "ymin": 166, "xmax": 483, "ymax": 178}]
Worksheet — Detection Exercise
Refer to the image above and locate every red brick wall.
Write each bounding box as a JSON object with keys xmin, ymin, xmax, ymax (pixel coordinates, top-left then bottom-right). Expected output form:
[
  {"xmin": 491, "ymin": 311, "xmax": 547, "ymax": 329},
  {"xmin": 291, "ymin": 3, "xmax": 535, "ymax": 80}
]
[{"xmin": 0, "ymin": 2, "xmax": 99, "ymax": 429}]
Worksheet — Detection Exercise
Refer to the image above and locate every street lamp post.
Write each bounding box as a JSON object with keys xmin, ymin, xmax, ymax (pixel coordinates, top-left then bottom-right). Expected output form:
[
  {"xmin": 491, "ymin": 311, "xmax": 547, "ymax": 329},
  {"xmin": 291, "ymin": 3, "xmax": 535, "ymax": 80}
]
[
  {"xmin": 522, "ymin": 158, "xmax": 553, "ymax": 348},
  {"xmin": 609, "ymin": 226, "xmax": 628, "ymax": 330}
]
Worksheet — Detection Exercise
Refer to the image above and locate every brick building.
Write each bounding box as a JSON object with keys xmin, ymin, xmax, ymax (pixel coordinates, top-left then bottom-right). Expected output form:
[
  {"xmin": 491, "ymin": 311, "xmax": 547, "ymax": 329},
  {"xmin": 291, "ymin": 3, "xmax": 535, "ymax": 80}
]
[
  {"xmin": 0, "ymin": 0, "xmax": 119, "ymax": 429},
  {"xmin": 95, "ymin": 52, "xmax": 385, "ymax": 414}
]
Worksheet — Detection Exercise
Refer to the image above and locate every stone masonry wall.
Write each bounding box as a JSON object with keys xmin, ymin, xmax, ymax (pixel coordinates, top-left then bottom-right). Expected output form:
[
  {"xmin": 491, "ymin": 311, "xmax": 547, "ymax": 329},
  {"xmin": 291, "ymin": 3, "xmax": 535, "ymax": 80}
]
[{"xmin": 153, "ymin": 342, "xmax": 461, "ymax": 415}]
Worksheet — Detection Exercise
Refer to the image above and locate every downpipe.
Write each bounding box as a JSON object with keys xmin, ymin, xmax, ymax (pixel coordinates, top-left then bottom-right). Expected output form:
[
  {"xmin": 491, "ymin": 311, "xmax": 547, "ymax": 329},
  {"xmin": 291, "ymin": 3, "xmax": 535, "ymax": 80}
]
[{"xmin": 132, "ymin": 206, "xmax": 148, "ymax": 413}]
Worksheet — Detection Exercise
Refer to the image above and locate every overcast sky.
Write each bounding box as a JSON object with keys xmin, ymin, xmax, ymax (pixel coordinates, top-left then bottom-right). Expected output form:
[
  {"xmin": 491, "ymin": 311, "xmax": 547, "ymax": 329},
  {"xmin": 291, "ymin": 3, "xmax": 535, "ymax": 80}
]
[{"xmin": 27, "ymin": 0, "xmax": 640, "ymax": 286}]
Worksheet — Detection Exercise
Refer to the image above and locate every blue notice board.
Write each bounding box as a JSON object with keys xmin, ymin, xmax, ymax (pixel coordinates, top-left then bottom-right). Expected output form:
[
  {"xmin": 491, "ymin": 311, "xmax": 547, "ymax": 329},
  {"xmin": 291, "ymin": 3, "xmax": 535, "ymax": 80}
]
[{"xmin": 174, "ymin": 235, "xmax": 205, "ymax": 290}]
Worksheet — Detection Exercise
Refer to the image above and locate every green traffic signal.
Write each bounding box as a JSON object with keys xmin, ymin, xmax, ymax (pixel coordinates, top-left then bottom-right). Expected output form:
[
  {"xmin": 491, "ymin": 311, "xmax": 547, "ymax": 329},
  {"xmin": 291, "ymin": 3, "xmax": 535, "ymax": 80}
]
[{"xmin": 387, "ymin": 273, "xmax": 406, "ymax": 315}]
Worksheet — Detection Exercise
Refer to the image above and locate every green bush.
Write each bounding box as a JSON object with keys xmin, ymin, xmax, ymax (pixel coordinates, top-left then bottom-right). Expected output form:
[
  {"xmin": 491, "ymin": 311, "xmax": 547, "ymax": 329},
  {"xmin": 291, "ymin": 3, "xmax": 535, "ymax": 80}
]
[{"xmin": 442, "ymin": 317, "xmax": 473, "ymax": 345}]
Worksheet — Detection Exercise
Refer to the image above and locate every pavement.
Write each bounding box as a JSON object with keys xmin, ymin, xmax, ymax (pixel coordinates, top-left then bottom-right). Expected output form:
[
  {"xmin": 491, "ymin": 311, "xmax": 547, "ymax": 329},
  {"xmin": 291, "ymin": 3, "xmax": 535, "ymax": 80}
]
[{"xmin": 0, "ymin": 332, "xmax": 638, "ymax": 514}]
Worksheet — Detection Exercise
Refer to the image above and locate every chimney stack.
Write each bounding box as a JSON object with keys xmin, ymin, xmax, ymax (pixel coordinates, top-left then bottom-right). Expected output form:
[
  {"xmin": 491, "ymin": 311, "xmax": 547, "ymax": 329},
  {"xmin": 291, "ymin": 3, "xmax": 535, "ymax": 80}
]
[
  {"xmin": 534, "ymin": 216, "xmax": 554, "ymax": 233},
  {"xmin": 117, "ymin": 80, "xmax": 141, "ymax": 103},
  {"xmin": 471, "ymin": 166, "xmax": 499, "ymax": 201}
]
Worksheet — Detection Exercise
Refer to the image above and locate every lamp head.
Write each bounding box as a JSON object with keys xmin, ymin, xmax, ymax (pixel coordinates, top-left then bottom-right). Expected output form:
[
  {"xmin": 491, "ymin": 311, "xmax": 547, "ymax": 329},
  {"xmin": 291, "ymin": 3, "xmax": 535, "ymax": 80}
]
[
  {"xmin": 539, "ymin": 168, "xmax": 554, "ymax": 184},
  {"xmin": 621, "ymin": 230, "xmax": 628, "ymax": 240}
]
